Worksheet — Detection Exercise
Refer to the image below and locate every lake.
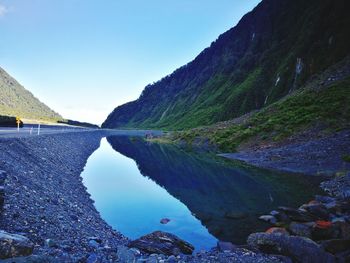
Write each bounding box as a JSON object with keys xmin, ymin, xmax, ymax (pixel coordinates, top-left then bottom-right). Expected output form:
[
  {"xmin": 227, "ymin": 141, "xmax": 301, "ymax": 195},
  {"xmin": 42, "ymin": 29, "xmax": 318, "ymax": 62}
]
[{"xmin": 81, "ymin": 135, "xmax": 321, "ymax": 251}]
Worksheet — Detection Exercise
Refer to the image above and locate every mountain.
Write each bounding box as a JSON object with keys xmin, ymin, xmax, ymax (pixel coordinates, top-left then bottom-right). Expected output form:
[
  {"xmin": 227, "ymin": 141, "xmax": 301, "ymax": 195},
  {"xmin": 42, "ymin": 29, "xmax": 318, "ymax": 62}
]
[
  {"xmin": 0, "ymin": 67, "xmax": 62, "ymax": 121},
  {"xmin": 170, "ymin": 58, "xmax": 350, "ymax": 152},
  {"xmin": 103, "ymin": 0, "xmax": 350, "ymax": 130}
]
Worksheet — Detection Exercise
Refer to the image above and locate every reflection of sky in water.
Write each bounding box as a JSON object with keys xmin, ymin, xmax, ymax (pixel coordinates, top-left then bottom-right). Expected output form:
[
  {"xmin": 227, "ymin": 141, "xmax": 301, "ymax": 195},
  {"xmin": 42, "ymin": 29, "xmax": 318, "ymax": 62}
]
[{"xmin": 81, "ymin": 138, "xmax": 217, "ymax": 250}]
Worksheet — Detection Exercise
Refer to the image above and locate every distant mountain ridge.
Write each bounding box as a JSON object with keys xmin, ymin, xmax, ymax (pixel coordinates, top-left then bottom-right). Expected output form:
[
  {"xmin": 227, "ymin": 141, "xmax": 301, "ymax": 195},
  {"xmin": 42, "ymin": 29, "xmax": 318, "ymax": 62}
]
[
  {"xmin": 0, "ymin": 67, "xmax": 62, "ymax": 121},
  {"xmin": 103, "ymin": 0, "xmax": 350, "ymax": 129}
]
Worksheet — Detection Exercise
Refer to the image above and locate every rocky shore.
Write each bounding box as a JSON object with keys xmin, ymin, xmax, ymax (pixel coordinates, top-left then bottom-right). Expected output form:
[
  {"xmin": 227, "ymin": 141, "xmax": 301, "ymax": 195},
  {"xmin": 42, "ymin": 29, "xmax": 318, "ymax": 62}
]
[
  {"xmin": 0, "ymin": 131, "xmax": 349, "ymax": 262},
  {"xmin": 117, "ymin": 173, "xmax": 350, "ymax": 263},
  {"xmin": 0, "ymin": 131, "xmax": 128, "ymax": 262},
  {"xmin": 220, "ymin": 130, "xmax": 350, "ymax": 176}
]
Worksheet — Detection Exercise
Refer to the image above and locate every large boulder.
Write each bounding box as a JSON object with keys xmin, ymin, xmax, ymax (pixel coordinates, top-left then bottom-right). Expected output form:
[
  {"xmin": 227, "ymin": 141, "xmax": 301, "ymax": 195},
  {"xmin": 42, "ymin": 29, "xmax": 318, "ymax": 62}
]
[
  {"xmin": 247, "ymin": 232, "xmax": 335, "ymax": 263},
  {"xmin": 288, "ymin": 222, "xmax": 313, "ymax": 238},
  {"xmin": 128, "ymin": 231, "xmax": 194, "ymax": 255},
  {"xmin": 0, "ymin": 230, "xmax": 34, "ymax": 259}
]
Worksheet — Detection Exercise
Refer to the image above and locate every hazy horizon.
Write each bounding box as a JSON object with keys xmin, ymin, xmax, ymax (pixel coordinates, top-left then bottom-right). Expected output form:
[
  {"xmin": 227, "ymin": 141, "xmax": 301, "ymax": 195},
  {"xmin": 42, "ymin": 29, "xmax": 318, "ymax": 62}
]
[{"xmin": 0, "ymin": 0, "xmax": 261, "ymax": 124}]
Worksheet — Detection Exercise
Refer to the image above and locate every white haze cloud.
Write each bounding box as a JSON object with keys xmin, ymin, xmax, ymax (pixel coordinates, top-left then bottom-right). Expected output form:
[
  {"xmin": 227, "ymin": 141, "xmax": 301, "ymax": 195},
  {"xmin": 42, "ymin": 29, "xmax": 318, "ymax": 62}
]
[{"xmin": 0, "ymin": 4, "xmax": 7, "ymax": 17}]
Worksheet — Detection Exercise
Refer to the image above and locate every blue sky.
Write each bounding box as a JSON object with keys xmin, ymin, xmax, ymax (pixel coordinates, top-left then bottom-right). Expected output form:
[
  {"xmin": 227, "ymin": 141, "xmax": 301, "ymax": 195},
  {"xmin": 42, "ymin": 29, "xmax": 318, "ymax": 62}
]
[{"xmin": 0, "ymin": 0, "xmax": 260, "ymax": 124}]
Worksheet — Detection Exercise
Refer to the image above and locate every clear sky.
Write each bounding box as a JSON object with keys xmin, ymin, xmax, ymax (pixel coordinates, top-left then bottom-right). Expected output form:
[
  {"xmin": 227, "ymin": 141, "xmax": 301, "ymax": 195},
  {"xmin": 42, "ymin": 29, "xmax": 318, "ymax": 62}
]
[{"xmin": 0, "ymin": 0, "xmax": 261, "ymax": 124}]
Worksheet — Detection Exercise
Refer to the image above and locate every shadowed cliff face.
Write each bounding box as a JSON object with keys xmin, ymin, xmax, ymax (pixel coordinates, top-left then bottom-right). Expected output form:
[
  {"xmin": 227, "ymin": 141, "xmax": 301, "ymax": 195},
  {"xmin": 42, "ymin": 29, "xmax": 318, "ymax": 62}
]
[{"xmin": 107, "ymin": 136, "xmax": 321, "ymax": 244}]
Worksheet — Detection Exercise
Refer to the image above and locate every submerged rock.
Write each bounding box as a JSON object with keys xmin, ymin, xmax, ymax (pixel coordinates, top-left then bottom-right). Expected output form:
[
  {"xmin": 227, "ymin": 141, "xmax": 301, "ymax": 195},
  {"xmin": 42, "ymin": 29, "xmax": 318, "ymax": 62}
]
[
  {"xmin": 259, "ymin": 215, "xmax": 277, "ymax": 224},
  {"xmin": 117, "ymin": 246, "xmax": 136, "ymax": 262},
  {"xmin": 247, "ymin": 232, "xmax": 335, "ymax": 263},
  {"xmin": 160, "ymin": 218, "xmax": 171, "ymax": 224},
  {"xmin": 277, "ymin": 206, "xmax": 316, "ymax": 222},
  {"xmin": 0, "ymin": 230, "xmax": 34, "ymax": 259},
  {"xmin": 217, "ymin": 241, "xmax": 236, "ymax": 252},
  {"xmin": 301, "ymin": 203, "xmax": 329, "ymax": 220},
  {"xmin": 128, "ymin": 231, "xmax": 194, "ymax": 256}
]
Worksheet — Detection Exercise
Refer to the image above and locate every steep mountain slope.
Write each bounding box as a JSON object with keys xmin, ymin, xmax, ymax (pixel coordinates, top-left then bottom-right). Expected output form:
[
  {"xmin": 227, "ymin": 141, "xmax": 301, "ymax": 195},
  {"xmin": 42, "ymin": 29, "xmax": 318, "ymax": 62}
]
[
  {"xmin": 103, "ymin": 0, "xmax": 350, "ymax": 129},
  {"xmin": 169, "ymin": 57, "xmax": 350, "ymax": 152},
  {"xmin": 0, "ymin": 67, "xmax": 62, "ymax": 121}
]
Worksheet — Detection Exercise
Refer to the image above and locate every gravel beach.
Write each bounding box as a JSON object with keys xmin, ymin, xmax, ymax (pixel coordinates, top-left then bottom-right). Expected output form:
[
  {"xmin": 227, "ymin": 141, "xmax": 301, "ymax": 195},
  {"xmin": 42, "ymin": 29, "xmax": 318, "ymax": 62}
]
[
  {"xmin": 0, "ymin": 131, "xmax": 128, "ymax": 262},
  {"xmin": 220, "ymin": 130, "xmax": 350, "ymax": 176}
]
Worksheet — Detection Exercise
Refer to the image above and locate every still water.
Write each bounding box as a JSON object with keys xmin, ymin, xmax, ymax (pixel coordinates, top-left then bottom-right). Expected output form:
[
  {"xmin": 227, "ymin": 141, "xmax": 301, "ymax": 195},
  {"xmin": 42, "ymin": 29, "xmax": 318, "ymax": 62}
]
[{"xmin": 81, "ymin": 135, "xmax": 321, "ymax": 251}]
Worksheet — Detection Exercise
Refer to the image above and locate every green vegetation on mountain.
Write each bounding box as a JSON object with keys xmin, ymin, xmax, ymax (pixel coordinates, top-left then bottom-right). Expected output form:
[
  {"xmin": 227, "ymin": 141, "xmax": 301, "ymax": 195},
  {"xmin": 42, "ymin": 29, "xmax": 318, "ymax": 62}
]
[
  {"xmin": 170, "ymin": 74, "xmax": 350, "ymax": 152},
  {"xmin": 0, "ymin": 67, "xmax": 63, "ymax": 122},
  {"xmin": 103, "ymin": 0, "xmax": 350, "ymax": 130}
]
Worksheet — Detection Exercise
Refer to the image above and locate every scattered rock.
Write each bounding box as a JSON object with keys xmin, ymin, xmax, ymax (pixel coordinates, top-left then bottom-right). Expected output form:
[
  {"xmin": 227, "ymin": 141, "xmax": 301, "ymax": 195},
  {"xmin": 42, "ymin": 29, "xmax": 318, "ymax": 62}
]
[
  {"xmin": 270, "ymin": 210, "xmax": 280, "ymax": 216},
  {"xmin": 117, "ymin": 246, "xmax": 136, "ymax": 262},
  {"xmin": 312, "ymin": 221, "xmax": 335, "ymax": 240},
  {"xmin": 321, "ymin": 173, "xmax": 350, "ymax": 199},
  {"xmin": 87, "ymin": 253, "xmax": 99, "ymax": 263},
  {"xmin": 160, "ymin": 218, "xmax": 171, "ymax": 224},
  {"xmin": 88, "ymin": 237, "xmax": 102, "ymax": 243},
  {"xmin": 331, "ymin": 217, "xmax": 346, "ymax": 223},
  {"xmin": 277, "ymin": 206, "xmax": 316, "ymax": 222},
  {"xmin": 0, "ymin": 230, "xmax": 34, "ymax": 259},
  {"xmin": 217, "ymin": 241, "xmax": 236, "ymax": 252},
  {"xmin": 167, "ymin": 255, "xmax": 177, "ymax": 263},
  {"xmin": 324, "ymin": 201, "xmax": 339, "ymax": 211},
  {"xmin": 88, "ymin": 240, "xmax": 100, "ymax": 249},
  {"xmin": 302, "ymin": 204, "xmax": 329, "ymax": 220},
  {"xmin": 128, "ymin": 231, "xmax": 194, "ymax": 255},
  {"xmin": 288, "ymin": 222, "xmax": 313, "ymax": 238},
  {"xmin": 315, "ymin": 195, "xmax": 336, "ymax": 204},
  {"xmin": 45, "ymin": 239, "xmax": 58, "ymax": 248},
  {"xmin": 265, "ymin": 227, "xmax": 289, "ymax": 235},
  {"xmin": 259, "ymin": 215, "xmax": 277, "ymax": 224},
  {"xmin": 0, "ymin": 255, "xmax": 53, "ymax": 262},
  {"xmin": 247, "ymin": 232, "xmax": 335, "ymax": 263},
  {"xmin": 315, "ymin": 221, "xmax": 332, "ymax": 229}
]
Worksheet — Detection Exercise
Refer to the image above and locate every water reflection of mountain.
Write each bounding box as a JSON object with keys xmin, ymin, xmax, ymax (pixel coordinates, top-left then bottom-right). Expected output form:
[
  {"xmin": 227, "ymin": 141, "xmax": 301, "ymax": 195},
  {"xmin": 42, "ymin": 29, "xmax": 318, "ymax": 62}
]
[{"xmin": 107, "ymin": 136, "xmax": 321, "ymax": 244}]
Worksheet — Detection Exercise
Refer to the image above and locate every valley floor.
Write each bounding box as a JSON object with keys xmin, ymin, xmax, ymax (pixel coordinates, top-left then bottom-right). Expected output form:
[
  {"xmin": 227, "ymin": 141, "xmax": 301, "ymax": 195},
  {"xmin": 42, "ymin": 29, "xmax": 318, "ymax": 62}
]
[
  {"xmin": 0, "ymin": 130, "xmax": 349, "ymax": 262},
  {"xmin": 0, "ymin": 131, "xmax": 287, "ymax": 262},
  {"xmin": 220, "ymin": 130, "xmax": 350, "ymax": 177}
]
